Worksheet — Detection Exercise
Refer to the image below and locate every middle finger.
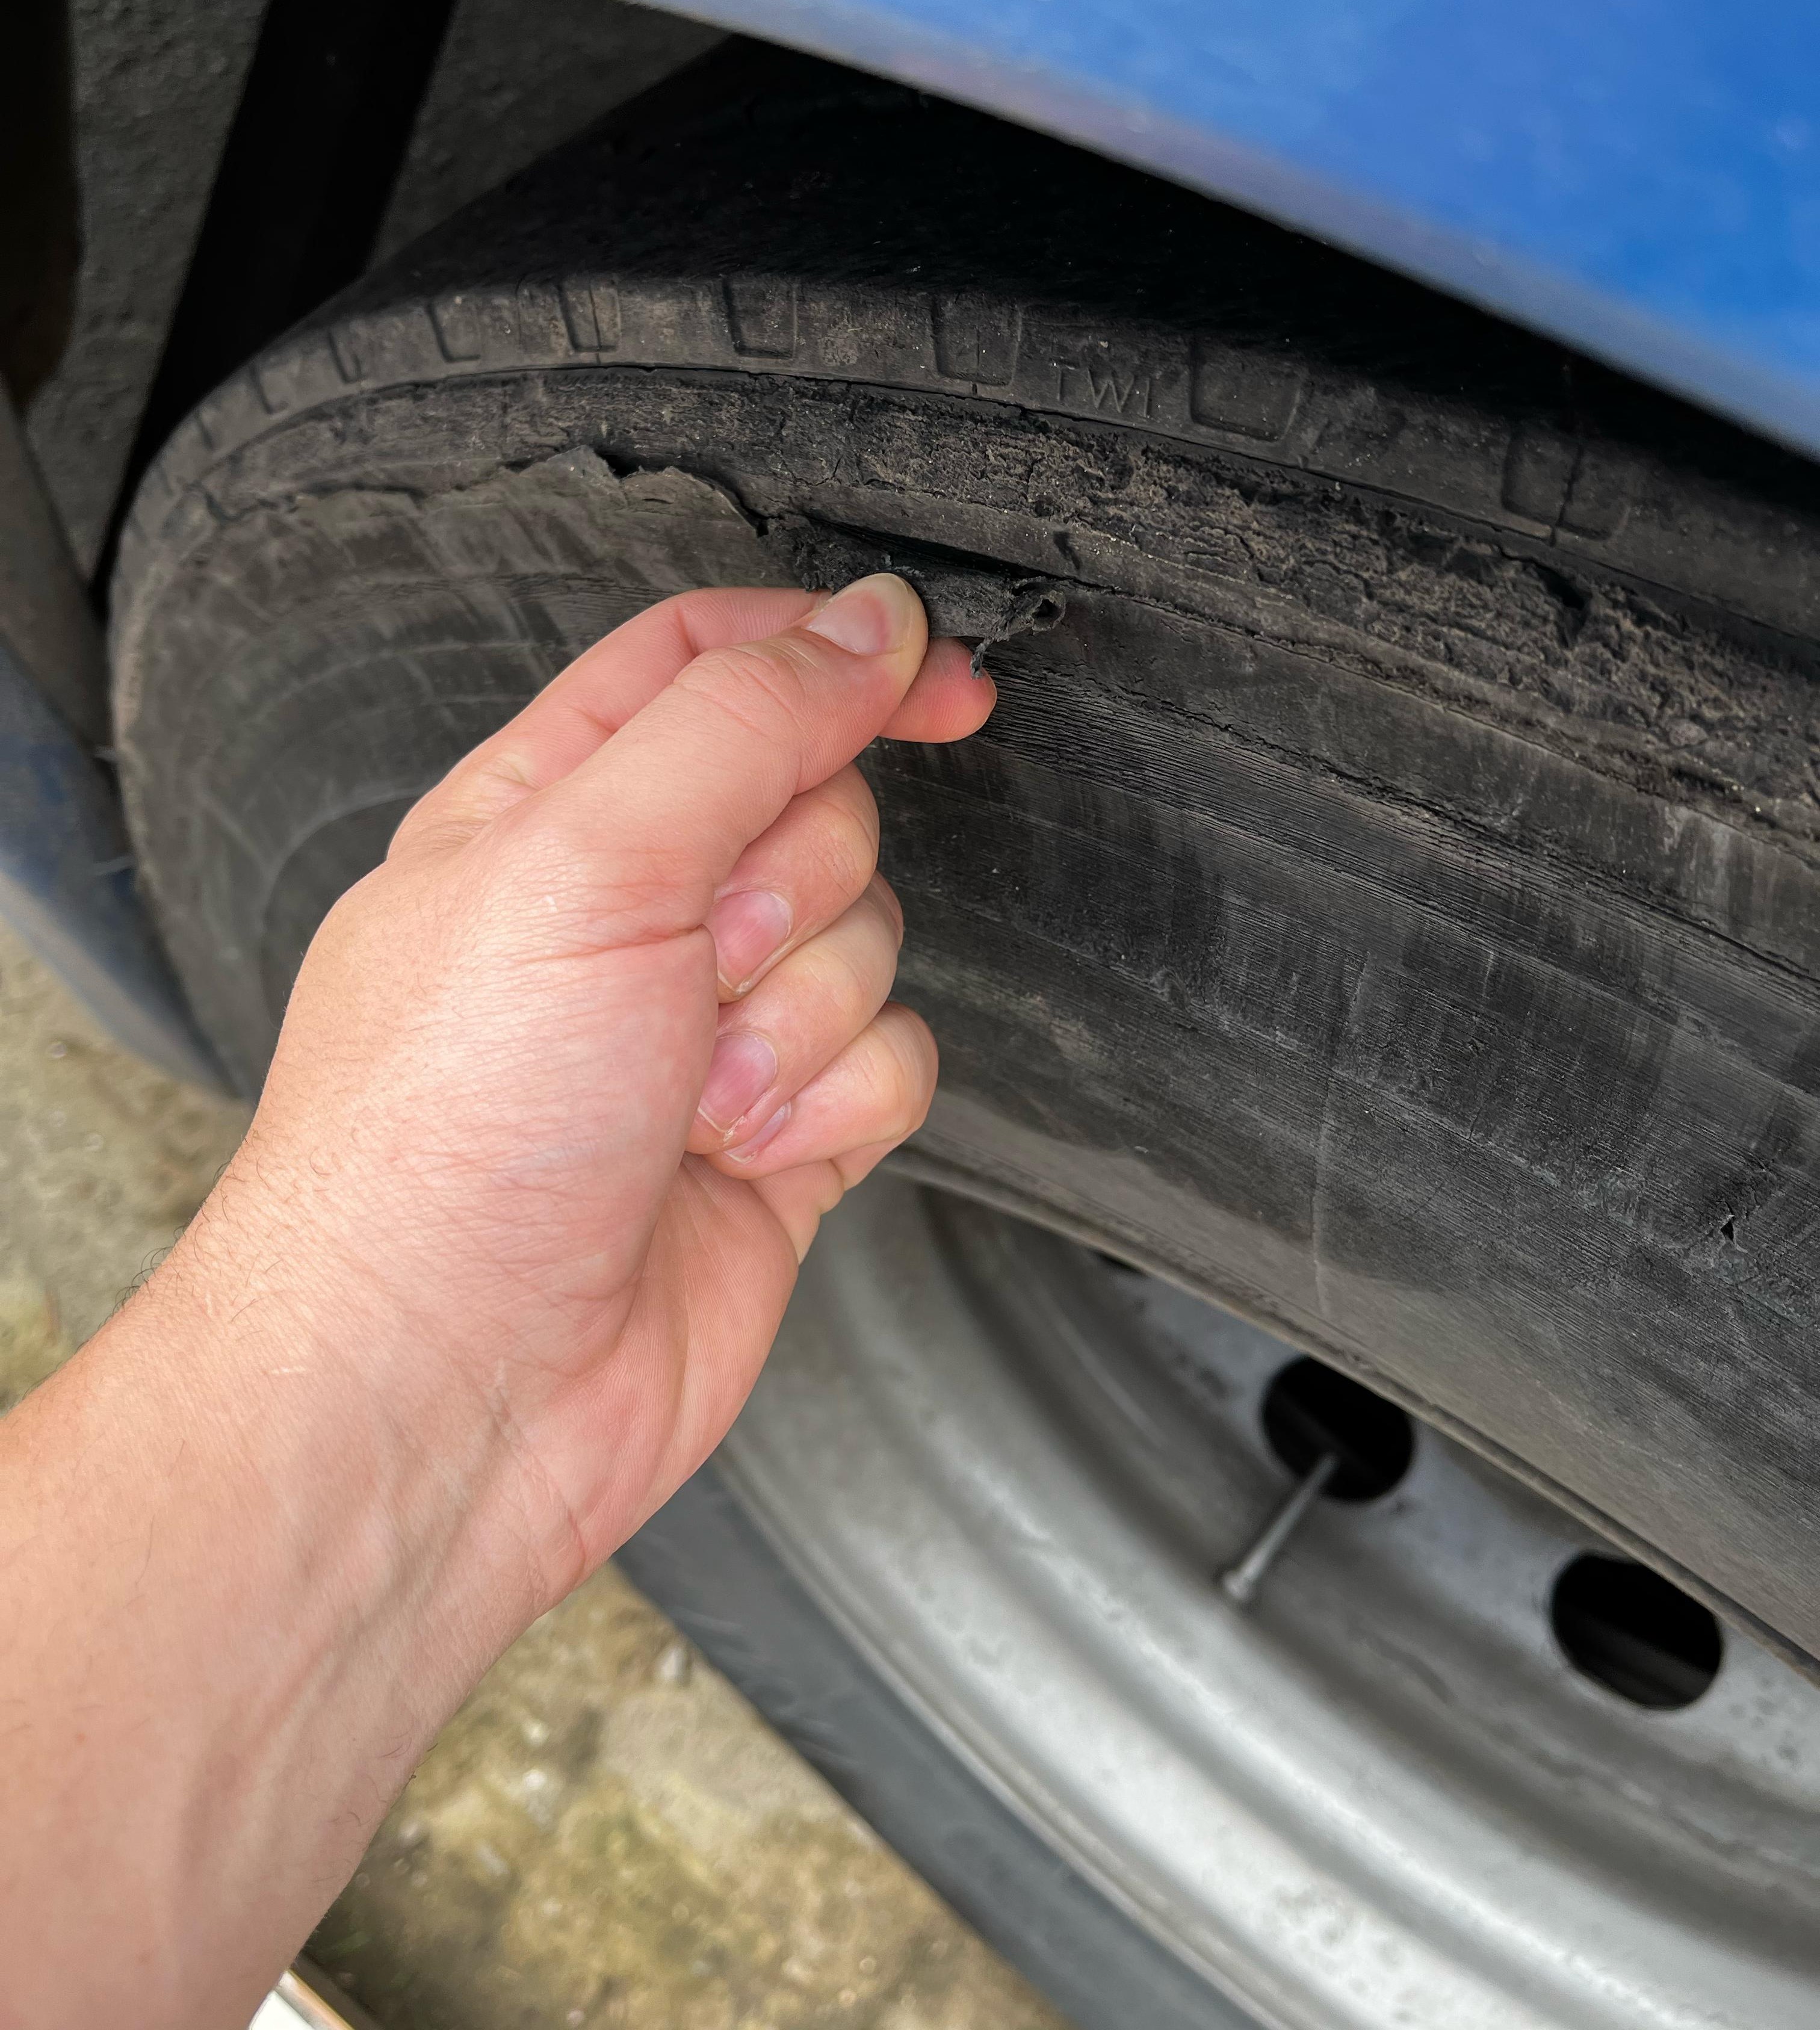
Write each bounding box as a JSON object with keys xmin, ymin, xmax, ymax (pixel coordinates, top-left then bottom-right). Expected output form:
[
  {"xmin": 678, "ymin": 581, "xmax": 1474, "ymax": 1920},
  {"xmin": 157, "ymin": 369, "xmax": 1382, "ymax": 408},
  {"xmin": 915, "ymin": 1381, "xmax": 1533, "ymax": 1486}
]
[
  {"xmin": 703, "ymin": 763, "xmax": 881, "ymax": 1001},
  {"xmin": 690, "ymin": 874, "xmax": 904, "ymax": 1153}
]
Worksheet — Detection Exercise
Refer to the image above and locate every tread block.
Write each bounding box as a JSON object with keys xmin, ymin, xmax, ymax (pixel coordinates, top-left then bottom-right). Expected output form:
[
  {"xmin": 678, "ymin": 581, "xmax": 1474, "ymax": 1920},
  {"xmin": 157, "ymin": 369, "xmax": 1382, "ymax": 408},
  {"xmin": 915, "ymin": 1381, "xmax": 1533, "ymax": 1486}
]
[
  {"xmin": 1502, "ymin": 421, "xmax": 1577, "ymax": 525},
  {"xmin": 932, "ymin": 292, "xmax": 1020, "ymax": 385},
  {"xmin": 330, "ymin": 305, "xmax": 447, "ymax": 388},
  {"xmin": 1561, "ymin": 448, "xmax": 1633, "ymax": 539},
  {"xmin": 328, "ymin": 323, "xmax": 365, "ymax": 385},
  {"xmin": 253, "ymin": 335, "xmax": 339, "ymax": 416},
  {"xmin": 1502, "ymin": 425, "xmax": 1634, "ymax": 540},
  {"xmin": 430, "ymin": 292, "xmax": 484, "ymax": 363},
  {"xmin": 513, "ymin": 280, "xmax": 574, "ymax": 362},
  {"xmin": 1189, "ymin": 339, "xmax": 1307, "ymax": 441},
  {"xmin": 560, "ymin": 277, "xmax": 622, "ymax": 355},
  {"xmin": 723, "ymin": 277, "xmax": 798, "ymax": 358}
]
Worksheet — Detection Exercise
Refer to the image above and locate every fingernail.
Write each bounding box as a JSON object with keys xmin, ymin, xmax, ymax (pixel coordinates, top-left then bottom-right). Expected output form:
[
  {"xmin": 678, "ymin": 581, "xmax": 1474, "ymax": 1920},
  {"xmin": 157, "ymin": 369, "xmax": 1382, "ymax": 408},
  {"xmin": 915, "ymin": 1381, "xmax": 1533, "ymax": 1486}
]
[
  {"xmin": 802, "ymin": 572, "xmax": 920, "ymax": 657},
  {"xmin": 707, "ymin": 888, "xmax": 791, "ymax": 993},
  {"xmin": 725, "ymin": 1101, "xmax": 791, "ymax": 1163},
  {"xmin": 698, "ymin": 1032, "xmax": 778, "ymax": 1136}
]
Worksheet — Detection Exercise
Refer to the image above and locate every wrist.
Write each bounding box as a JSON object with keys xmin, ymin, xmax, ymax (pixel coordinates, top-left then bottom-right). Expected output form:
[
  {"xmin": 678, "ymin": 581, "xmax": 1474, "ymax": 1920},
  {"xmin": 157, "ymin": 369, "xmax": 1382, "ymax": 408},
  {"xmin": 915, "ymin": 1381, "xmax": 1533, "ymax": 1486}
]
[
  {"xmin": 0, "ymin": 1202, "xmax": 558, "ymax": 2025},
  {"xmin": 137, "ymin": 1179, "xmax": 571, "ymax": 1654}
]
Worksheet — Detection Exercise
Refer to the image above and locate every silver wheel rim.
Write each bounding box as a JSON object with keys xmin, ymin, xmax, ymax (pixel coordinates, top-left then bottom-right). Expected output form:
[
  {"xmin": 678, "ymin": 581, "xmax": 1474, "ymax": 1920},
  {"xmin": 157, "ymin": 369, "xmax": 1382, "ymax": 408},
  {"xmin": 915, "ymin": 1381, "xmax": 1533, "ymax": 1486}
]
[{"xmin": 720, "ymin": 1177, "xmax": 1820, "ymax": 2030}]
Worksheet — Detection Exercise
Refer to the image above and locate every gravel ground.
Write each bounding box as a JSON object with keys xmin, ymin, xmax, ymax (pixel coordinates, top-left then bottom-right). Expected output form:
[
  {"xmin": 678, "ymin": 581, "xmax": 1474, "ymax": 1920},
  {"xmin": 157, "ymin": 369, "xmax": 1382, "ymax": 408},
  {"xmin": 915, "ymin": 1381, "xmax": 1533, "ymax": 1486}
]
[{"xmin": 0, "ymin": 921, "xmax": 1065, "ymax": 2030}]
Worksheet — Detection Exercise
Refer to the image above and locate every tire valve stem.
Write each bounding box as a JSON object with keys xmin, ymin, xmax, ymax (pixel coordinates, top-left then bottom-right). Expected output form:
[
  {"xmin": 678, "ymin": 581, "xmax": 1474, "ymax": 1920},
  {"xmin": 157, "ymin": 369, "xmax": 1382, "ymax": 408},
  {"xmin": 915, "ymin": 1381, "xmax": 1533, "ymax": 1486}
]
[{"xmin": 1219, "ymin": 1452, "xmax": 1338, "ymax": 1607}]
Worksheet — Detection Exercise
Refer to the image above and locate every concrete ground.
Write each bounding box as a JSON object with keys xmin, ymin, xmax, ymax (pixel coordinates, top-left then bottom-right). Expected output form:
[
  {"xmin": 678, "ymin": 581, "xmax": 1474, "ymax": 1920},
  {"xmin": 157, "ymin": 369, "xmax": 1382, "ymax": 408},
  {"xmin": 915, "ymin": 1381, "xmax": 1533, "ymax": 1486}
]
[{"xmin": 0, "ymin": 921, "xmax": 1066, "ymax": 2030}]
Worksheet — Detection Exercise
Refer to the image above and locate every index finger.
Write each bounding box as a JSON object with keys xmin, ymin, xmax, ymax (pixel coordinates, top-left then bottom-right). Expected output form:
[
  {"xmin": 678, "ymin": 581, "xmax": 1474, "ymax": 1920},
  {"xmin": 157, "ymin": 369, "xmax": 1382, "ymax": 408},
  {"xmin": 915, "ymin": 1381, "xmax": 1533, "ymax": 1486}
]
[
  {"xmin": 396, "ymin": 586, "xmax": 820, "ymax": 853},
  {"xmin": 507, "ymin": 574, "xmax": 939, "ymax": 945},
  {"xmin": 398, "ymin": 583, "xmax": 988, "ymax": 856}
]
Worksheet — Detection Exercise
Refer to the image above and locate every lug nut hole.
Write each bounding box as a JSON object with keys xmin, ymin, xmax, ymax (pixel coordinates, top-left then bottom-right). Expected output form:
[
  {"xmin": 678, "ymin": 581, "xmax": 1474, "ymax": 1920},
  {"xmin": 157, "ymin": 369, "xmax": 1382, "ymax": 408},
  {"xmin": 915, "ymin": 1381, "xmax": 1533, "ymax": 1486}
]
[
  {"xmin": 1260, "ymin": 1358, "xmax": 1414, "ymax": 1503},
  {"xmin": 1550, "ymin": 1553, "xmax": 1722, "ymax": 1710}
]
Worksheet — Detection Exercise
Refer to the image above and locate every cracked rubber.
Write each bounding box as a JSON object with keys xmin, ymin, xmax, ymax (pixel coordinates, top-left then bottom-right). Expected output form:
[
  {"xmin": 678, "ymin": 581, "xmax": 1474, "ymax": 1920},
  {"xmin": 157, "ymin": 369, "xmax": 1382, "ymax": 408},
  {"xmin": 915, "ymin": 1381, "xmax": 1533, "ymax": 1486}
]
[{"xmin": 114, "ymin": 32, "xmax": 1820, "ymax": 1895}]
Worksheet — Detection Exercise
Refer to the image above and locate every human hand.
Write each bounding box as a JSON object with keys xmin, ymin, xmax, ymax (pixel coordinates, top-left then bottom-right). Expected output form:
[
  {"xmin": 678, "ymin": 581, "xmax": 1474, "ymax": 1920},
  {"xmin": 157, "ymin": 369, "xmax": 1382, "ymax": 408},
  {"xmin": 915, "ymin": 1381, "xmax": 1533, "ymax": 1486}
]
[
  {"xmin": 0, "ymin": 575, "xmax": 995, "ymax": 2027},
  {"xmin": 169, "ymin": 574, "xmax": 991, "ymax": 1605}
]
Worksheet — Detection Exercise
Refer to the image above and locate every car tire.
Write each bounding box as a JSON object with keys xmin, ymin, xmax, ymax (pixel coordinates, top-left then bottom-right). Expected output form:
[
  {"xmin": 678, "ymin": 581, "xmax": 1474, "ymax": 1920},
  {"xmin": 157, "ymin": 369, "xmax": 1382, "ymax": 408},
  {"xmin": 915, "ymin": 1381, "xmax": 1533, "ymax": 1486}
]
[{"xmin": 109, "ymin": 44, "xmax": 1820, "ymax": 2021}]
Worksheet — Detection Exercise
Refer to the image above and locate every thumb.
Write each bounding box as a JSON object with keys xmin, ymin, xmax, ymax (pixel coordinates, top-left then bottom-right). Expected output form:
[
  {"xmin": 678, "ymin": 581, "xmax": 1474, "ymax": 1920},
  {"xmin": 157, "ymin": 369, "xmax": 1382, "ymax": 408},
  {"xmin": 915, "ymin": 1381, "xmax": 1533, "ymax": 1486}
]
[{"xmin": 510, "ymin": 574, "xmax": 930, "ymax": 939}]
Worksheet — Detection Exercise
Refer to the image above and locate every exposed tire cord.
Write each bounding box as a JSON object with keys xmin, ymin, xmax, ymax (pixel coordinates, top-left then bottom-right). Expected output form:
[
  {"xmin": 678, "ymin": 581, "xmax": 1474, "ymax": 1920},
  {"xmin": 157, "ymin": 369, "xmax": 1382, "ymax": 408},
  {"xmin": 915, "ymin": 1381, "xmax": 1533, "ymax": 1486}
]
[{"xmin": 110, "ymin": 54, "xmax": 1820, "ymax": 2005}]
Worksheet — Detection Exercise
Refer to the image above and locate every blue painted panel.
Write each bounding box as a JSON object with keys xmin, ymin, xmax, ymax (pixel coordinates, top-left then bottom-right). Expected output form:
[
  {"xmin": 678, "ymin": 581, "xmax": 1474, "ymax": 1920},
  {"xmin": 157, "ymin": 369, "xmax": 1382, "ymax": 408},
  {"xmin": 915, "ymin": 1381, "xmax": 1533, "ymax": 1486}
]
[{"xmin": 671, "ymin": 0, "xmax": 1820, "ymax": 456}]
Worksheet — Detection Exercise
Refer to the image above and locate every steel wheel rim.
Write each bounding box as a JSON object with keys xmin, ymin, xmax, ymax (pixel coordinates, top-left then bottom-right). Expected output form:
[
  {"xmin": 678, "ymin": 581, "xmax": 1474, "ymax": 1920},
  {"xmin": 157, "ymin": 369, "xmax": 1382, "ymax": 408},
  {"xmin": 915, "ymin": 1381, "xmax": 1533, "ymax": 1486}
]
[{"xmin": 719, "ymin": 1176, "xmax": 1820, "ymax": 2030}]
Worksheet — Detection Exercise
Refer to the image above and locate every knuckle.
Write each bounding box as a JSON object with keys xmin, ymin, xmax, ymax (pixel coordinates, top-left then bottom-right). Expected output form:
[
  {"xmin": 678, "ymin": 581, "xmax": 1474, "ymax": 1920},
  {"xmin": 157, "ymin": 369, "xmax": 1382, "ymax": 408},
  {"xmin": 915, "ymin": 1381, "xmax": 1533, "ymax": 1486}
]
[
  {"xmin": 495, "ymin": 810, "xmax": 693, "ymax": 940},
  {"xmin": 791, "ymin": 926, "xmax": 881, "ymax": 1023},
  {"xmin": 680, "ymin": 641, "xmax": 811, "ymax": 741},
  {"xmin": 388, "ymin": 806, "xmax": 466, "ymax": 862},
  {"xmin": 827, "ymin": 764, "xmax": 882, "ymax": 849},
  {"xmin": 389, "ymin": 744, "xmax": 537, "ymax": 861},
  {"xmin": 386, "ymin": 804, "xmax": 431, "ymax": 855},
  {"xmin": 473, "ymin": 746, "xmax": 539, "ymax": 795},
  {"xmin": 828, "ymin": 891, "xmax": 901, "ymax": 992},
  {"xmin": 866, "ymin": 873, "xmax": 906, "ymax": 944},
  {"xmin": 652, "ymin": 585, "xmax": 749, "ymax": 660},
  {"xmin": 829, "ymin": 933, "xmax": 888, "ymax": 1014},
  {"xmin": 648, "ymin": 588, "xmax": 700, "ymax": 629},
  {"xmin": 800, "ymin": 785, "xmax": 879, "ymax": 905},
  {"xmin": 872, "ymin": 1008, "xmax": 937, "ymax": 1134}
]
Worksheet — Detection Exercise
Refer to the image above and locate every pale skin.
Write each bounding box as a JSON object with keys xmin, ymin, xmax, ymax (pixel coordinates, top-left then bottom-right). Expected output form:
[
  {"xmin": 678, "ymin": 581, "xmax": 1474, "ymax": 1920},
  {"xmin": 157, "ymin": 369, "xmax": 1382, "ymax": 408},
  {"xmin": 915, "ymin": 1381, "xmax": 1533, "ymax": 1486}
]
[{"xmin": 0, "ymin": 575, "xmax": 995, "ymax": 2029}]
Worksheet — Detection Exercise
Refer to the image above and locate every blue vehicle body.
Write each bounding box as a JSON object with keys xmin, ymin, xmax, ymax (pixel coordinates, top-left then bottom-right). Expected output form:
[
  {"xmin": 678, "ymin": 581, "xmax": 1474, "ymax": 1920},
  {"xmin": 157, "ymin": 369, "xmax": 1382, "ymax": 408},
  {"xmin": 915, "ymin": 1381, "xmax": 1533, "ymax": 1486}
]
[
  {"xmin": 675, "ymin": 0, "xmax": 1820, "ymax": 460},
  {"xmin": 10, "ymin": 0, "xmax": 1817, "ymax": 1082}
]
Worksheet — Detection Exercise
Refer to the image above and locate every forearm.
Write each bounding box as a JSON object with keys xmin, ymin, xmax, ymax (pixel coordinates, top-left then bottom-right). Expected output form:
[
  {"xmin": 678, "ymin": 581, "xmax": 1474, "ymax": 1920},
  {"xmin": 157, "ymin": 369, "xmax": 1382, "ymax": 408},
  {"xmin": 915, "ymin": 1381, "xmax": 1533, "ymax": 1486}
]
[{"xmin": 0, "ymin": 1219, "xmax": 540, "ymax": 2029}]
